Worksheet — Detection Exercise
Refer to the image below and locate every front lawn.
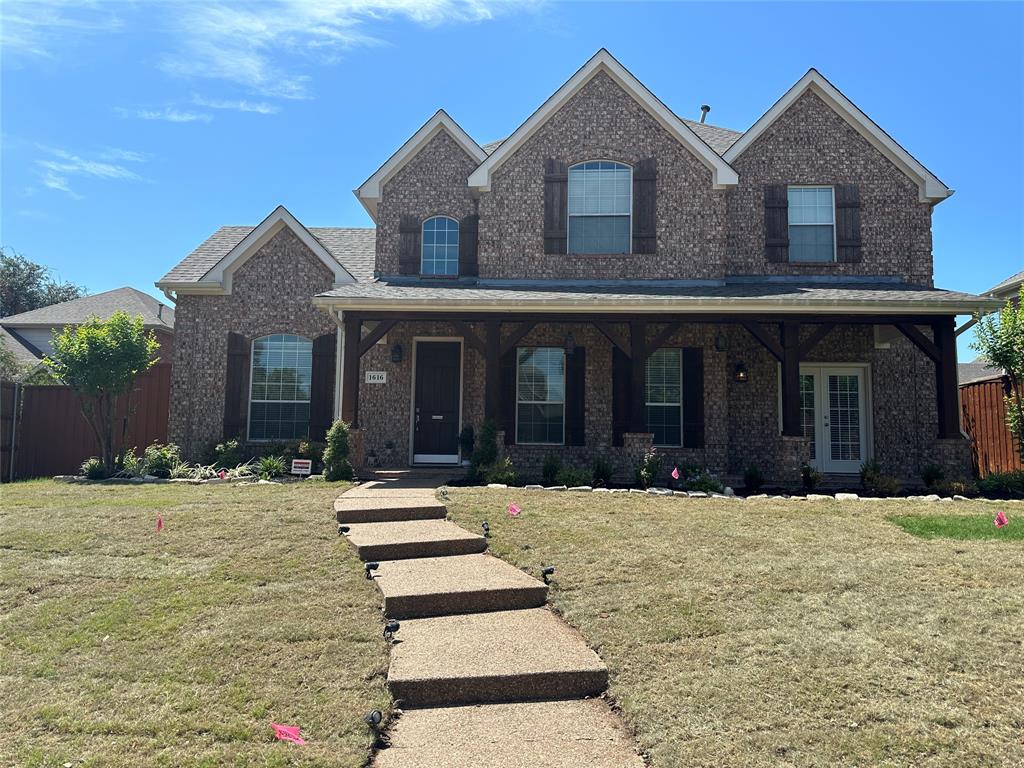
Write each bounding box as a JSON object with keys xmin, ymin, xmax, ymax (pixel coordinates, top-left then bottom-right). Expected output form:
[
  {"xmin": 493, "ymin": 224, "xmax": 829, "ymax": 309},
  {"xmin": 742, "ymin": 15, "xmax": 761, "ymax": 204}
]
[
  {"xmin": 446, "ymin": 490, "xmax": 1024, "ymax": 768},
  {"xmin": 889, "ymin": 510, "xmax": 1022, "ymax": 540},
  {"xmin": 0, "ymin": 480, "xmax": 388, "ymax": 768}
]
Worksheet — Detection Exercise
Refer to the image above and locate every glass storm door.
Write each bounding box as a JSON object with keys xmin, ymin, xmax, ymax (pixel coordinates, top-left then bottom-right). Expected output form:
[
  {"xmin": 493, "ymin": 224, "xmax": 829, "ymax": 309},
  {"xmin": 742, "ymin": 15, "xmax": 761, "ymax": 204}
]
[{"xmin": 800, "ymin": 366, "xmax": 868, "ymax": 474}]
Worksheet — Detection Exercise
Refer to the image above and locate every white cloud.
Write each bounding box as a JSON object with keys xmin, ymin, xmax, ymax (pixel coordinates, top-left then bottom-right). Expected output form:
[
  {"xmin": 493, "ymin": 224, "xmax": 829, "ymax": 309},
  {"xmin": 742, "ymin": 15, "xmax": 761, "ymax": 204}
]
[
  {"xmin": 192, "ymin": 95, "xmax": 281, "ymax": 114},
  {"xmin": 34, "ymin": 146, "xmax": 147, "ymax": 198},
  {"xmin": 116, "ymin": 107, "xmax": 213, "ymax": 123},
  {"xmin": 0, "ymin": 0, "xmax": 124, "ymax": 59}
]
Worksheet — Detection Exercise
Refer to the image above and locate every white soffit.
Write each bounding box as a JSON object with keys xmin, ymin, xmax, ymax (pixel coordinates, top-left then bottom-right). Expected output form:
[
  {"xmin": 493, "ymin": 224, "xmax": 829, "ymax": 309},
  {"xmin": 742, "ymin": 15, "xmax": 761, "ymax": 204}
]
[
  {"xmin": 355, "ymin": 110, "xmax": 487, "ymax": 220},
  {"xmin": 723, "ymin": 69, "xmax": 953, "ymax": 204},
  {"xmin": 467, "ymin": 49, "xmax": 740, "ymax": 192}
]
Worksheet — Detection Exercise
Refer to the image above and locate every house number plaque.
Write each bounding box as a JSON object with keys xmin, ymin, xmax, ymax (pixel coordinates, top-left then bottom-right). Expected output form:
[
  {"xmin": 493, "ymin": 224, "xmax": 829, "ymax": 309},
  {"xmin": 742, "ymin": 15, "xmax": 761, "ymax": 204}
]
[{"xmin": 365, "ymin": 371, "xmax": 387, "ymax": 384}]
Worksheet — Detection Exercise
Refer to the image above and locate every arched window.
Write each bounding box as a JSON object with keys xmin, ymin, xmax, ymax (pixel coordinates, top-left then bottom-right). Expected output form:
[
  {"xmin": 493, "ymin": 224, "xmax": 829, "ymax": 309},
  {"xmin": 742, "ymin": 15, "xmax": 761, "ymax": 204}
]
[
  {"xmin": 568, "ymin": 161, "xmax": 632, "ymax": 254},
  {"xmin": 421, "ymin": 216, "xmax": 460, "ymax": 276},
  {"xmin": 249, "ymin": 334, "xmax": 313, "ymax": 440}
]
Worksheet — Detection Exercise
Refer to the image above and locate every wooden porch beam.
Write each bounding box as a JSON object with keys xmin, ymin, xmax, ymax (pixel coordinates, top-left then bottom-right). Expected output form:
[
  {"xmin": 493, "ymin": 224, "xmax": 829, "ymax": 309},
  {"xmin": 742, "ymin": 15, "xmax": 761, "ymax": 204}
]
[
  {"xmin": 741, "ymin": 321, "xmax": 784, "ymax": 362},
  {"xmin": 780, "ymin": 320, "xmax": 802, "ymax": 437},
  {"xmin": 592, "ymin": 321, "xmax": 630, "ymax": 357},
  {"xmin": 484, "ymin": 320, "xmax": 501, "ymax": 423},
  {"xmin": 358, "ymin": 320, "xmax": 396, "ymax": 357},
  {"xmin": 341, "ymin": 316, "xmax": 361, "ymax": 427},
  {"xmin": 451, "ymin": 320, "xmax": 485, "ymax": 355},
  {"xmin": 646, "ymin": 322, "xmax": 684, "ymax": 355},
  {"xmin": 798, "ymin": 323, "xmax": 836, "ymax": 358},
  {"xmin": 629, "ymin": 319, "xmax": 647, "ymax": 433},
  {"xmin": 933, "ymin": 317, "xmax": 961, "ymax": 439},
  {"xmin": 499, "ymin": 321, "xmax": 538, "ymax": 357},
  {"xmin": 895, "ymin": 322, "xmax": 940, "ymax": 363}
]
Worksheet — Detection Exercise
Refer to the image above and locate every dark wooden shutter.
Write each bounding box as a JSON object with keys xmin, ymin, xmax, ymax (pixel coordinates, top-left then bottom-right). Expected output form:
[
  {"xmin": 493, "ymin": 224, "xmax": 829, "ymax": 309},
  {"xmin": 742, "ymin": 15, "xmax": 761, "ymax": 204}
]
[
  {"xmin": 458, "ymin": 214, "xmax": 479, "ymax": 277},
  {"xmin": 500, "ymin": 350, "xmax": 516, "ymax": 444},
  {"xmin": 835, "ymin": 184, "xmax": 862, "ymax": 263},
  {"xmin": 223, "ymin": 332, "xmax": 250, "ymax": 440},
  {"xmin": 543, "ymin": 159, "xmax": 568, "ymax": 254},
  {"xmin": 632, "ymin": 157, "xmax": 657, "ymax": 254},
  {"xmin": 764, "ymin": 184, "xmax": 789, "ymax": 263},
  {"xmin": 309, "ymin": 332, "xmax": 337, "ymax": 441},
  {"xmin": 682, "ymin": 347, "xmax": 704, "ymax": 449},
  {"xmin": 565, "ymin": 348, "xmax": 586, "ymax": 446},
  {"xmin": 399, "ymin": 215, "xmax": 421, "ymax": 275},
  {"xmin": 611, "ymin": 346, "xmax": 631, "ymax": 447}
]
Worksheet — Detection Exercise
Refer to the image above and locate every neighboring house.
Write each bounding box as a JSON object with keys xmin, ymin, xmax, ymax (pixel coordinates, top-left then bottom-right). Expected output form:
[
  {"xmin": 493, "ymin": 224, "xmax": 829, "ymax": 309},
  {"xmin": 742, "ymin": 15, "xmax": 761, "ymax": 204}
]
[
  {"xmin": 157, "ymin": 49, "xmax": 1002, "ymax": 483},
  {"xmin": 0, "ymin": 287, "xmax": 175, "ymax": 377},
  {"xmin": 986, "ymin": 270, "xmax": 1023, "ymax": 303}
]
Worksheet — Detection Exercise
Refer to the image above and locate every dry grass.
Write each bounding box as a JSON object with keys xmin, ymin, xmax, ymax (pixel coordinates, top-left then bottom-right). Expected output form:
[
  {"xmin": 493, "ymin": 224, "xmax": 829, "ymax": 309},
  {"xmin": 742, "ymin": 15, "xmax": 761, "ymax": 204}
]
[
  {"xmin": 446, "ymin": 490, "xmax": 1024, "ymax": 768},
  {"xmin": 0, "ymin": 480, "xmax": 389, "ymax": 768}
]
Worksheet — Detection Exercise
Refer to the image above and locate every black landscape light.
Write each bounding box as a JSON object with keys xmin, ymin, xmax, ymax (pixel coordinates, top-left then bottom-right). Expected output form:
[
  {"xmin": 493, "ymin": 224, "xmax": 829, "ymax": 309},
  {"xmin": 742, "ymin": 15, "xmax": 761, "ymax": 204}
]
[
  {"xmin": 384, "ymin": 619, "xmax": 400, "ymax": 641},
  {"xmin": 541, "ymin": 565, "xmax": 555, "ymax": 585},
  {"xmin": 364, "ymin": 709, "xmax": 382, "ymax": 729},
  {"xmin": 338, "ymin": 524, "xmax": 350, "ymax": 536},
  {"xmin": 364, "ymin": 561, "xmax": 380, "ymax": 579},
  {"xmin": 482, "ymin": 521, "xmax": 490, "ymax": 538}
]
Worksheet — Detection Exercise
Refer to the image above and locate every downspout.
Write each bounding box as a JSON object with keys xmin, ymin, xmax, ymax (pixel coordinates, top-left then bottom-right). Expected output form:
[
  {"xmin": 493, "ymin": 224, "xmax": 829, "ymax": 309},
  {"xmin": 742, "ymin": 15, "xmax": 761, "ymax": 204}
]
[{"xmin": 330, "ymin": 309, "xmax": 346, "ymax": 423}]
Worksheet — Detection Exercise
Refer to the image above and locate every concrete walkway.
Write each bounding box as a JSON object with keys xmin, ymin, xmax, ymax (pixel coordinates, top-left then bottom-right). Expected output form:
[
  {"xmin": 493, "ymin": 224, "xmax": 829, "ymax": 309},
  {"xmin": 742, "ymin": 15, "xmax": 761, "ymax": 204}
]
[{"xmin": 336, "ymin": 479, "xmax": 644, "ymax": 767}]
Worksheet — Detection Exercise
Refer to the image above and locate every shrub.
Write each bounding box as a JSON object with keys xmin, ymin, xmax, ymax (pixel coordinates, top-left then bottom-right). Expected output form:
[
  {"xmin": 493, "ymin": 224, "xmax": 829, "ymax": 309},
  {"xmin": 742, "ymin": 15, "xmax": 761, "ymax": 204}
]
[
  {"xmin": 210, "ymin": 439, "xmax": 243, "ymax": 469},
  {"xmin": 556, "ymin": 466, "xmax": 592, "ymax": 487},
  {"xmin": 868, "ymin": 474, "xmax": 902, "ymax": 497},
  {"xmin": 591, "ymin": 456, "xmax": 613, "ymax": 487},
  {"xmin": 323, "ymin": 420, "xmax": 353, "ymax": 481},
  {"xmin": 977, "ymin": 470, "xmax": 1024, "ymax": 498},
  {"xmin": 483, "ymin": 456, "xmax": 518, "ymax": 485},
  {"xmin": 143, "ymin": 443, "xmax": 182, "ymax": 478},
  {"xmin": 542, "ymin": 453, "xmax": 562, "ymax": 485},
  {"xmin": 471, "ymin": 421, "xmax": 499, "ymax": 468},
  {"xmin": 458, "ymin": 426, "xmax": 475, "ymax": 457},
  {"xmin": 119, "ymin": 449, "xmax": 143, "ymax": 477},
  {"xmin": 801, "ymin": 463, "xmax": 821, "ymax": 491},
  {"xmin": 921, "ymin": 463, "xmax": 945, "ymax": 489},
  {"xmin": 686, "ymin": 468, "xmax": 724, "ymax": 494},
  {"xmin": 297, "ymin": 440, "xmax": 326, "ymax": 467},
  {"xmin": 257, "ymin": 455, "xmax": 287, "ymax": 479},
  {"xmin": 859, "ymin": 458, "xmax": 882, "ymax": 488},
  {"xmin": 80, "ymin": 456, "xmax": 107, "ymax": 480},
  {"xmin": 743, "ymin": 464, "xmax": 764, "ymax": 494},
  {"xmin": 635, "ymin": 447, "xmax": 662, "ymax": 489},
  {"xmin": 938, "ymin": 478, "xmax": 978, "ymax": 497}
]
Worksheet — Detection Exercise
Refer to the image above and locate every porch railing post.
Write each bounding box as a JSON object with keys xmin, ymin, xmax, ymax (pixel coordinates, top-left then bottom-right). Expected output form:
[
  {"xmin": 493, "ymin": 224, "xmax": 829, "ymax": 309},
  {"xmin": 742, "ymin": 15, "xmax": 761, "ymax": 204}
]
[
  {"xmin": 933, "ymin": 316, "xmax": 961, "ymax": 439},
  {"xmin": 629, "ymin": 318, "xmax": 647, "ymax": 433},
  {"xmin": 780, "ymin": 320, "xmax": 802, "ymax": 437},
  {"xmin": 341, "ymin": 315, "xmax": 361, "ymax": 428},
  {"xmin": 485, "ymin": 320, "xmax": 501, "ymax": 425}
]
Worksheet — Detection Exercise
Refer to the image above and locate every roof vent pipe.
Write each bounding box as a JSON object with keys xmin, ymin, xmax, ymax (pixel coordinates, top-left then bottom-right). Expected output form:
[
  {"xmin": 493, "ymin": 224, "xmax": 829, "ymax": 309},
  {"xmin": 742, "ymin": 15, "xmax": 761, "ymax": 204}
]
[{"xmin": 699, "ymin": 104, "xmax": 711, "ymax": 124}]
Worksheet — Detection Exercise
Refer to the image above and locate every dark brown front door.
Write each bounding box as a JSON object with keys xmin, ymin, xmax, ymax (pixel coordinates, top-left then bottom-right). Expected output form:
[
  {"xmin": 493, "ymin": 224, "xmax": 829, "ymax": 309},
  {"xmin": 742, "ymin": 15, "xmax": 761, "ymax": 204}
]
[{"xmin": 413, "ymin": 341, "xmax": 461, "ymax": 462}]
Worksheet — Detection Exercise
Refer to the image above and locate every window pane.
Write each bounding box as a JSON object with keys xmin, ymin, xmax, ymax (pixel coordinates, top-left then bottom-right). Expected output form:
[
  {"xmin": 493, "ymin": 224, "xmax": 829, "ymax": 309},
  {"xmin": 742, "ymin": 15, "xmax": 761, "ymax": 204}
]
[
  {"xmin": 420, "ymin": 216, "xmax": 459, "ymax": 276},
  {"xmin": 647, "ymin": 405, "xmax": 681, "ymax": 447},
  {"xmin": 645, "ymin": 349, "xmax": 681, "ymax": 405},
  {"xmin": 249, "ymin": 334, "xmax": 313, "ymax": 440},
  {"xmin": 516, "ymin": 403, "xmax": 565, "ymax": 444},
  {"xmin": 789, "ymin": 224, "xmax": 835, "ymax": 262},
  {"xmin": 516, "ymin": 347, "xmax": 565, "ymax": 444},
  {"xmin": 567, "ymin": 215, "xmax": 630, "ymax": 254},
  {"xmin": 568, "ymin": 162, "xmax": 632, "ymax": 216}
]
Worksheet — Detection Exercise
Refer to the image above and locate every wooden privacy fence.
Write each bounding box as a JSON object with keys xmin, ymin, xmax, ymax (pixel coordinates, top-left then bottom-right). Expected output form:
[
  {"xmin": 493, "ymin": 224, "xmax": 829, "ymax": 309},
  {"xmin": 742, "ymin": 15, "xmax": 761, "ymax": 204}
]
[
  {"xmin": 1, "ymin": 364, "xmax": 171, "ymax": 481},
  {"xmin": 961, "ymin": 374, "xmax": 1023, "ymax": 477}
]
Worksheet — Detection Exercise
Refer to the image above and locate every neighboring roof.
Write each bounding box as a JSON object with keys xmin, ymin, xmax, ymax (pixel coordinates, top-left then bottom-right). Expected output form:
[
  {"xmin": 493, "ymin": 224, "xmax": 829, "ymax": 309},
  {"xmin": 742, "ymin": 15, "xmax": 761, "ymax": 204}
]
[
  {"xmin": 314, "ymin": 278, "xmax": 1001, "ymax": 315},
  {"xmin": 987, "ymin": 269, "xmax": 1024, "ymax": 300},
  {"xmin": 0, "ymin": 325, "xmax": 44, "ymax": 369},
  {"xmin": 467, "ymin": 49, "xmax": 739, "ymax": 192},
  {"xmin": 0, "ymin": 287, "xmax": 174, "ymax": 329},
  {"xmin": 723, "ymin": 69, "xmax": 952, "ymax": 204},
  {"xmin": 958, "ymin": 361, "xmax": 1005, "ymax": 386},
  {"xmin": 356, "ymin": 110, "xmax": 487, "ymax": 220}
]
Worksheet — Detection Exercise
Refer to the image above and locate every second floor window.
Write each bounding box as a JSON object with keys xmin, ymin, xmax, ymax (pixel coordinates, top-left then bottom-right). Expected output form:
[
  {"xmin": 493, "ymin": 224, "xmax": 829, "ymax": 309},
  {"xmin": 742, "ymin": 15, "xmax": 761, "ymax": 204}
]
[
  {"xmin": 421, "ymin": 216, "xmax": 459, "ymax": 276},
  {"xmin": 788, "ymin": 186, "xmax": 835, "ymax": 262},
  {"xmin": 568, "ymin": 161, "xmax": 632, "ymax": 254}
]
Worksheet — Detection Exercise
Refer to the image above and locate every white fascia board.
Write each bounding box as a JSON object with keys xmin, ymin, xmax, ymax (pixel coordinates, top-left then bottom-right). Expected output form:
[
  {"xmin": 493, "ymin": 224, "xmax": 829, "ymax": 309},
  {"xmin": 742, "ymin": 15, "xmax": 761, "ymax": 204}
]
[
  {"xmin": 355, "ymin": 110, "xmax": 488, "ymax": 221},
  {"xmin": 154, "ymin": 281, "xmax": 225, "ymax": 296},
  {"xmin": 196, "ymin": 205, "xmax": 355, "ymax": 294},
  {"xmin": 724, "ymin": 69, "xmax": 953, "ymax": 204},
  {"xmin": 467, "ymin": 49, "xmax": 739, "ymax": 192}
]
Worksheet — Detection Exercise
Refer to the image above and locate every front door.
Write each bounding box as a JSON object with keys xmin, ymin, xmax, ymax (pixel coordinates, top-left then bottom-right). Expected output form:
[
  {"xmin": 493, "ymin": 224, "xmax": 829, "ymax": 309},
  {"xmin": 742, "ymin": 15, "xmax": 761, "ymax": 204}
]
[
  {"xmin": 800, "ymin": 365, "xmax": 869, "ymax": 474},
  {"xmin": 413, "ymin": 341, "xmax": 462, "ymax": 464}
]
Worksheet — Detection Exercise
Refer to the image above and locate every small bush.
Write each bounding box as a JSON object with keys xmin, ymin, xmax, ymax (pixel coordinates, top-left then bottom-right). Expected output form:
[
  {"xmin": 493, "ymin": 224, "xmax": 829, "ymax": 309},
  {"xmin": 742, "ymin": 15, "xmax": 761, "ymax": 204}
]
[
  {"xmin": 801, "ymin": 463, "xmax": 821, "ymax": 491},
  {"xmin": 143, "ymin": 443, "xmax": 182, "ymax": 479},
  {"xmin": 921, "ymin": 463, "xmax": 945, "ymax": 489},
  {"xmin": 471, "ymin": 421, "xmax": 499, "ymax": 469},
  {"xmin": 323, "ymin": 420, "xmax": 353, "ymax": 481},
  {"xmin": 208, "ymin": 439, "xmax": 243, "ymax": 469},
  {"xmin": 556, "ymin": 466, "xmax": 592, "ymax": 487},
  {"xmin": 869, "ymin": 474, "xmax": 902, "ymax": 497},
  {"xmin": 686, "ymin": 468, "xmax": 724, "ymax": 494},
  {"xmin": 859, "ymin": 459, "xmax": 882, "ymax": 488},
  {"xmin": 297, "ymin": 440, "xmax": 326, "ymax": 467},
  {"xmin": 635, "ymin": 448, "xmax": 662, "ymax": 489},
  {"xmin": 80, "ymin": 456, "xmax": 107, "ymax": 480},
  {"xmin": 978, "ymin": 470, "xmax": 1024, "ymax": 498},
  {"xmin": 743, "ymin": 464, "xmax": 764, "ymax": 494},
  {"xmin": 459, "ymin": 425, "xmax": 475, "ymax": 457},
  {"xmin": 591, "ymin": 456, "xmax": 613, "ymax": 487},
  {"xmin": 542, "ymin": 453, "xmax": 562, "ymax": 485},
  {"xmin": 483, "ymin": 456, "xmax": 518, "ymax": 485},
  {"xmin": 938, "ymin": 478, "xmax": 978, "ymax": 497},
  {"xmin": 119, "ymin": 449, "xmax": 143, "ymax": 477},
  {"xmin": 257, "ymin": 455, "xmax": 287, "ymax": 479}
]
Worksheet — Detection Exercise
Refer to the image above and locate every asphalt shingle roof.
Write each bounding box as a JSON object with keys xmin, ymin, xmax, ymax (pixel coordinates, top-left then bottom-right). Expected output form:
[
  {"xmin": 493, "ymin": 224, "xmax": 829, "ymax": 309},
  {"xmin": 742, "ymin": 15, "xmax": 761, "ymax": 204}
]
[
  {"xmin": 159, "ymin": 227, "xmax": 376, "ymax": 284},
  {"xmin": 0, "ymin": 287, "xmax": 174, "ymax": 328},
  {"xmin": 0, "ymin": 326, "xmax": 43, "ymax": 368},
  {"xmin": 988, "ymin": 269, "xmax": 1024, "ymax": 298},
  {"xmin": 958, "ymin": 361, "xmax": 1004, "ymax": 385}
]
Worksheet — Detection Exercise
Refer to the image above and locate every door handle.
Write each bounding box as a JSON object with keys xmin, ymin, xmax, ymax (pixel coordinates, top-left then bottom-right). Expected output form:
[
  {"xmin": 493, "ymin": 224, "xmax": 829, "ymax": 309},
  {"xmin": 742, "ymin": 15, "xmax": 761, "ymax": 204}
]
[{"xmin": 431, "ymin": 415, "xmax": 443, "ymax": 420}]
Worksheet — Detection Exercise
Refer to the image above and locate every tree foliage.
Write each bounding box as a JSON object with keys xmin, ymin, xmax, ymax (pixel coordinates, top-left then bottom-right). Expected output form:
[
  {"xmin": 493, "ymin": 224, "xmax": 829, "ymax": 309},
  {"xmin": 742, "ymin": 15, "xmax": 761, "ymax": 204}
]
[
  {"xmin": 0, "ymin": 334, "xmax": 23, "ymax": 381},
  {"xmin": 0, "ymin": 248, "xmax": 86, "ymax": 317},
  {"xmin": 972, "ymin": 288, "xmax": 1024, "ymax": 458},
  {"xmin": 44, "ymin": 312, "xmax": 159, "ymax": 476}
]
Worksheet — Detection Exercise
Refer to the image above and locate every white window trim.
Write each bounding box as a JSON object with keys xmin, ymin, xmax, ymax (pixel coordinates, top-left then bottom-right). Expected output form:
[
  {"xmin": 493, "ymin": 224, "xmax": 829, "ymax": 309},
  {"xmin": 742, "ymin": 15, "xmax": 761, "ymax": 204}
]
[
  {"xmin": 567, "ymin": 160, "xmax": 633, "ymax": 256},
  {"xmin": 645, "ymin": 347, "xmax": 683, "ymax": 448},
  {"xmin": 787, "ymin": 185, "xmax": 837, "ymax": 263},
  {"xmin": 247, "ymin": 334, "xmax": 313, "ymax": 443},
  {"xmin": 420, "ymin": 215, "xmax": 460, "ymax": 277},
  {"xmin": 515, "ymin": 346, "xmax": 566, "ymax": 446}
]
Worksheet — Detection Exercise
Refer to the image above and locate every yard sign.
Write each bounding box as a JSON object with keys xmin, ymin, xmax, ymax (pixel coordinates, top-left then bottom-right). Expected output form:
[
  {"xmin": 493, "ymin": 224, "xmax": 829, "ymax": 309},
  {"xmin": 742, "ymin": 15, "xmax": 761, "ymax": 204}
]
[{"xmin": 291, "ymin": 459, "xmax": 313, "ymax": 476}]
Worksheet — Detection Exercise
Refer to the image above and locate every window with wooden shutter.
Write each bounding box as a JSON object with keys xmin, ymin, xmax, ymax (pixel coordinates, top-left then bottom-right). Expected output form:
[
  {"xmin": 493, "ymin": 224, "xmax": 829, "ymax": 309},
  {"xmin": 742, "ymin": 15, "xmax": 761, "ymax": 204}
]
[
  {"xmin": 309, "ymin": 332, "xmax": 337, "ymax": 441},
  {"xmin": 399, "ymin": 215, "xmax": 421, "ymax": 275},
  {"xmin": 681, "ymin": 347, "xmax": 704, "ymax": 448},
  {"xmin": 632, "ymin": 157, "xmax": 656, "ymax": 254},
  {"xmin": 764, "ymin": 184, "xmax": 790, "ymax": 263},
  {"xmin": 223, "ymin": 332, "xmax": 249, "ymax": 440},
  {"xmin": 565, "ymin": 348, "xmax": 586, "ymax": 446},
  {"xmin": 835, "ymin": 184, "xmax": 862, "ymax": 263},
  {"xmin": 458, "ymin": 214, "xmax": 479, "ymax": 277},
  {"xmin": 543, "ymin": 159, "xmax": 568, "ymax": 254}
]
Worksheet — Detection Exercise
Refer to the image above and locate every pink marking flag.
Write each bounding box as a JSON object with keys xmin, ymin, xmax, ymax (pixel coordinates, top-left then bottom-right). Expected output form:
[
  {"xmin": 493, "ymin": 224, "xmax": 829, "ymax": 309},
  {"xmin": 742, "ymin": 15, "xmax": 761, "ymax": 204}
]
[
  {"xmin": 671, "ymin": 466, "xmax": 680, "ymax": 481},
  {"xmin": 995, "ymin": 510, "xmax": 1009, "ymax": 529},
  {"xmin": 155, "ymin": 514, "xmax": 164, "ymax": 533},
  {"xmin": 270, "ymin": 722, "xmax": 307, "ymax": 745},
  {"xmin": 507, "ymin": 502, "xmax": 522, "ymax": 517},
  {"xmin": 218, "ymin": 469, "xmax": 227, "ymax": 479}
]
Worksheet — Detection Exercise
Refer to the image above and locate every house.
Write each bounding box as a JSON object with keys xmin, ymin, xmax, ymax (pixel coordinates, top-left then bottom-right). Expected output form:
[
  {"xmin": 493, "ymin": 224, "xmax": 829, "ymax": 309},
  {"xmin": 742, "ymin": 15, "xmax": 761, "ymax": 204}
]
[
  {"xmin": 157, "ymin": 50, "xmax": 1002, "ymax": 484},
  {"xmin": 986, "ymin": 270, "xmax": 1023, "ymax": 303},
  {"xmin": 1, "ymin": 286, "xmax": 175, "ymax": 377}
]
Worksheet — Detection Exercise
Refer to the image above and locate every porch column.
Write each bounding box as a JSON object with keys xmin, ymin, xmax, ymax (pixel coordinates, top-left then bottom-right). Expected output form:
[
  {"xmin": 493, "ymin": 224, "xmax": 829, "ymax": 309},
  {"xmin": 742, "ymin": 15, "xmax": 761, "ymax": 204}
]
[
  {"xmin": 485, "ymin": 319, "xmax": 501, "ymax": 424},
  {"xmin": 629, "ymin": 318, "xmax": 647, "ymax": 433},
  {"xmin": 780, "ymin": 320, "xmax": 802, "ymax": 437},
  {"xmin": 341, "ymin": 315, "xmax": 361, "ymax": 427},
  {"xmin": 933, "ymin": 316, "xmax": 961, "ymax": 439}
]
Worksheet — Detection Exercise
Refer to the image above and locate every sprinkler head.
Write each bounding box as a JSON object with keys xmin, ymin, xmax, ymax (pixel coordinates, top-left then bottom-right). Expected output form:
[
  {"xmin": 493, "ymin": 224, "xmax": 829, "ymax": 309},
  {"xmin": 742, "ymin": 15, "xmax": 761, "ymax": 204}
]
[{"xmin": 364, "ymin": 561, "xmax": 380, "ymax": 579}]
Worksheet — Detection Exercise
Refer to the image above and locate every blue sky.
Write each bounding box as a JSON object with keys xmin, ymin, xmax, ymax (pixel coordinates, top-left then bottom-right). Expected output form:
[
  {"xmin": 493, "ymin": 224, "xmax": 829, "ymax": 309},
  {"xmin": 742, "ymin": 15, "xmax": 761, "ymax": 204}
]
[{"xmin": 2, "ymin": 1, "xmax": 1021, "ymax": 357}]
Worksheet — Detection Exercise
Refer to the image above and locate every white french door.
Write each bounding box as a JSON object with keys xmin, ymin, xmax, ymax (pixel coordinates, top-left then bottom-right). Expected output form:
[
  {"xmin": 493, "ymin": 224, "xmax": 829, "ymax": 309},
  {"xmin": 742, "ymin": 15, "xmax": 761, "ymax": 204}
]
[{"xmin": 799, "ymin": 365, "xmax": 869, "ymax": 474}]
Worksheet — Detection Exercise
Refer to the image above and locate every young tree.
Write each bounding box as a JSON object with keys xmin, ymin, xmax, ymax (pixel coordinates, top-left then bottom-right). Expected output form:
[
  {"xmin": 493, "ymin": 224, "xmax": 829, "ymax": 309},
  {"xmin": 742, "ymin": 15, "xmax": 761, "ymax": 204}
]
[
  {"xmin": 44, "ymin": 312, "xmax": 159, "ymax": 476},
  {"xmin": 0, "ymin": 248, "xmax": 86, "ymax": 317},
  {"xmin": 972, "ymin": 287, "xmax": 1024, "ymax": 458}
]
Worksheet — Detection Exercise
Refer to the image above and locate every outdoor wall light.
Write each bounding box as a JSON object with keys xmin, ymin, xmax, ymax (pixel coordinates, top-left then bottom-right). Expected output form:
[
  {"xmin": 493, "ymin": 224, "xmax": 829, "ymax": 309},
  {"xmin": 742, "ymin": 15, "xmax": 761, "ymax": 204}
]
[
  {"xmin": 733, "ymin": 363, "xmax": 750, "ymax": 383},
  {"xmin": 564, "ymin": 332, "xmax": 576, "ymax": 355},
  {"xmin": 482, "ymin": 521, "xmax": 490, "ymax": 538},
  {"xmin": 541, "ymin": 565, "xmax": 556, "ymax": 584},
  {"xmin": 383, "ymin": 619, "xmax": 401, "ymax": 641},
  {"xmin": 714, "ymin": 333, "xmax": 728, "ymax": 352},
  {"xmin": 390, "ymin": 344, "xmax": 403, "ymax": 363},
  {"xmin": 364, "ymin": 561, "xmax": 380, "ymax": 579},
  {"xmin": 338, "ymin": 524, "xmax": 350, "ymax": 536}
]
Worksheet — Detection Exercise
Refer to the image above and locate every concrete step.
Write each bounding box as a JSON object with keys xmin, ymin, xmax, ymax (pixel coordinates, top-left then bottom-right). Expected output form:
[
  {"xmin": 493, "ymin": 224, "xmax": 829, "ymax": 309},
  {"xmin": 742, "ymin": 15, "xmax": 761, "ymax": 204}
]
[
  {"xmin": 387, "ymin": 608, "xmax": 607, "ymax": 707},
  {"xmin": 373, "ymin": 700, "xmax": 644, "ymax": 768},
  {"xmin": 342, "ymin": 520, "xmax": 487, "ymax": 561},
  {"xmin": 375, "ymin": 554, "xmax": 548, "ymax": 619},
  {"xmin": 335, "ymin": 496, "xmax": 448, "ymax": 524}
]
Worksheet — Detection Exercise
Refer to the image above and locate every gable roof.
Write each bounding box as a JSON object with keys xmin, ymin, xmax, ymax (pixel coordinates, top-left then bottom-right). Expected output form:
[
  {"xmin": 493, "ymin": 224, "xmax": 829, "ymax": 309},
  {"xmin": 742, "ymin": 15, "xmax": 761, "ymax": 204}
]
[
  {"xmin": 0, "ymin": 325, "xmax": 46, "ymax": 371},
  {"xmin": 157, "ymin": 206, "xmax": 358, "ymax": 295},
  {"xmin": 1, "ymin": 287, "xmax": 174, "ymax": 329},
  {"xmin": 356, "ymin": 110, "xmax": 487, "ymax": 221},
  {"xmin": 987, "ymin": 269, "xmax": 1024, "ymax": 300},
  {"xmin": 723, "ymin": 69, "xmax": 953, "ymax": 204},
  {"xmin": 958, "ymin": 360, "xmax": 1005, "ymax": 386},
  {"xmin": 467, "ymin": 49, "xmax": 739, "ymax": 192}
]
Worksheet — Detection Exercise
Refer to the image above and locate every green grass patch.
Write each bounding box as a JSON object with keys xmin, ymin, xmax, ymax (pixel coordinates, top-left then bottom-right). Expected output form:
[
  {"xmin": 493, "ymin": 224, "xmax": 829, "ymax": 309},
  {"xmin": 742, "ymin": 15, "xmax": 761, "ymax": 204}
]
[{"xmin": 889, "ymin": 512, "xmax": 1023, "ymax": 540}]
